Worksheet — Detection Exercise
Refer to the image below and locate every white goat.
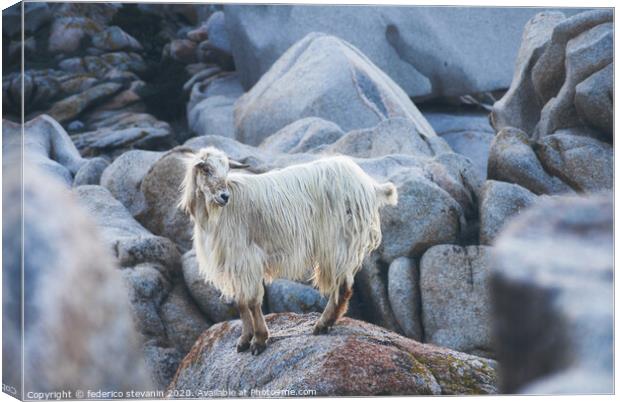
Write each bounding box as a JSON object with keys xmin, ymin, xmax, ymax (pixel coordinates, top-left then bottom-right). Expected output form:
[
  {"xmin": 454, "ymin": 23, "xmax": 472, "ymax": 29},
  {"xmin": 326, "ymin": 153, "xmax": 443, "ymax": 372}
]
[{"xmin": 179, "ymin": 147, "xmax": 397, "ymax": 355}]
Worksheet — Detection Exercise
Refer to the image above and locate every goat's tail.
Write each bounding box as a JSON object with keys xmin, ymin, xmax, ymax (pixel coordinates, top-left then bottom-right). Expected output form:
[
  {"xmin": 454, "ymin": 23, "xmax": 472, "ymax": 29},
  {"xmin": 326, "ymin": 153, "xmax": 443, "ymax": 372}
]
[{"xmin": 375, "ymin": 182, "xmax": 398, "ymax": 207}]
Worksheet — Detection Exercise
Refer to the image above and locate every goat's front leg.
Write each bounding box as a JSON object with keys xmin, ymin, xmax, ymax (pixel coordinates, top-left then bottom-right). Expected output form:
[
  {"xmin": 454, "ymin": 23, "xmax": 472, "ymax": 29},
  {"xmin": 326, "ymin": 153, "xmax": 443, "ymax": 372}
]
[
  {"xmin": 236, "ymin": 301, "xmax": 254, "ymax": 352},
  {"xmin": 249, "ymin": 301, "xmax": 269, "ymax": 355},
  {"xmin": 313, "ymin": 282, "xmax": 353, "ymax": 335}
]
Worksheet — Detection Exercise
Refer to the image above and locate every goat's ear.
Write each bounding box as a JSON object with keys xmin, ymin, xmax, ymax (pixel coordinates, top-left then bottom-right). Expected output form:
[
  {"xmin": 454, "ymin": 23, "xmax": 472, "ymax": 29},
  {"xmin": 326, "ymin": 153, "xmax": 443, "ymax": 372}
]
[
  {"xmin": 175, "ymin": 147, "xmax": 196, "ymax": 157},
  {"xmin": 229, "ymin": 159, "xmax": 249, "ymax": 169}
]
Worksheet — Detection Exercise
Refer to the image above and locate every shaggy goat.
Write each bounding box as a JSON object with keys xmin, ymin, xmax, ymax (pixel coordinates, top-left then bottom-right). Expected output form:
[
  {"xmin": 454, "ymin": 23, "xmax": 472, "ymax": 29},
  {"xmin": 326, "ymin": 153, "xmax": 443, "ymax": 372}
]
[{"xmin": 179, "ymin": 147, "xmax": 397, "ymax": 355}]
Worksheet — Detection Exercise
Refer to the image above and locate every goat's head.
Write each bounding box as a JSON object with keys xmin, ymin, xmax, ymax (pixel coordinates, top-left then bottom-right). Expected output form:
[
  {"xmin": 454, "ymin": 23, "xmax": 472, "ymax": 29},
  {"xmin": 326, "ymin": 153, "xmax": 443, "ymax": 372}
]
[{"xmin": 179, "ymin": 147, "xmax": 248, "ymax": 217}]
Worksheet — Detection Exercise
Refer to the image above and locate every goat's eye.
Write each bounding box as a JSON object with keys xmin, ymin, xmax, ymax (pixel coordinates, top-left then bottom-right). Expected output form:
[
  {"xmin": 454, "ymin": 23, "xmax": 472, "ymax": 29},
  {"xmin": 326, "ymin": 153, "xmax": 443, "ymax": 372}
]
[{"xmin": 197, "ymin": 162, "xmax": 212, "ymax": 176}]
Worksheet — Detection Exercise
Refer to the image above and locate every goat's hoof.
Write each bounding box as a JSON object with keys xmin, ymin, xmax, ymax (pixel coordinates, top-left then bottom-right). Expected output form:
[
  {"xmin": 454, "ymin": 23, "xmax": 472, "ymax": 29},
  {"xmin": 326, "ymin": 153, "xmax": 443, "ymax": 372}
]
[
  {"xmin": 236, "ymin": 337, "xmax": 251, "ymax": 353},
  {"xmin": 250, "ymin": 341, "xmax": 266, "ymax": 356},
  {"xmin": 312, "ymin": 324, "xmax": 329, "ymax": 335}
]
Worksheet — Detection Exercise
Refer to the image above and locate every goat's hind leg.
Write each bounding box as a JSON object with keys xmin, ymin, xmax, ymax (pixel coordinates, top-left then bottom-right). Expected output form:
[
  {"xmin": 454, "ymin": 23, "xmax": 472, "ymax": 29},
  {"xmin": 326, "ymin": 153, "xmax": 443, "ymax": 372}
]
[
  {"xmin": 249, "ymin": 300, "xmax": 269, "ymax": 355},
  {"xmin": 236, "ymin": 301, "xmax": 254, "ymax": 352},
  {"xmin": 313, "ymin": 281, "xmax": 353, "ymax": 335}
]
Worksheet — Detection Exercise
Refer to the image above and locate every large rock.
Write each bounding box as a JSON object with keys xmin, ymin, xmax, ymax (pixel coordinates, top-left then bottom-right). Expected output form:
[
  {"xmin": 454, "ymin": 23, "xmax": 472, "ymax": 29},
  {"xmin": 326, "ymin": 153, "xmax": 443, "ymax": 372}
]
[
  {"xmin": 91, "ymin": 25, "xmax": 143, "ymax": 52},
  {"xmin": 3, "ymin": 114, "xmax": 87, "ymax": 186},
  {"xmin": 326, "ymin": 117, "xmax": 450, "ymax": 159},
  {"xmin": 75, "ymin": 185, "xmax": 209, "ymax": 389},
  {"xmin": 72, "ymin": 112, "xmax": 173, "ymax": 157},
  {"xmin": 266, "ymin": 279, "xmax": 328, "ymax": 315},
  {"xmin": 354, "ymin": 256, "xmax": 401, "ymax": 333},
  {"xmin": 182, "ymin": 250, "xmax": 239, "ymax": 323},
  {"xmin": 420, "ymin": 245, "xmax": 493, "ymax": 356},
  {"xmin": 488, "ymin": 124, "xmax": 611, "ymax": 196},
  {"xmin": 224, "ymin": 5, "xmax": 583, "ymax": 99},
  {"xmin": 3, "ymin": 163, "xmax": 151, "ymax": 393},
  {"xmin": 169, "ymin": 313, "xmax": 497, "ymax": 395},
  {"xmin": 492, "ymin": 10, "xmax": 613, "ymax": 143},
  {"xmin": 479, "ymin": 180, "xmax": 538, "ymax": 245},
  {"xmin": 100, "ymin": 149, "xmax": 163, "ymax": 216},
  {"xmin": 188, "ymin": 72, "xmax": 244, "ymax": 138},
  {"xmin": 233, "ymin": 33, "xmax": 436, "ymax": 146},
  {"xmin": 534, "ymin": 132, "xmax": 613, "ymax": 193},
  {"xmin": 491, "ymin": 194, "xmax": 612, "ymax": 393},
  {"xmin": 137, "ymin": 149, "xmax": 194, "ymax": 251},
  {"xmin": 46, "ymin": 82, "xmax": 123, "ymax": 123},
  {"xmin": 387, "ymin": 257, "xmax": 423, "ymax": 341},
  {"xmin": 48, "ymin": 16, "xmax": 103, "ymax": 54},
  {"xmin": 487, "ymin": 127, "xmax": 572, "ymax": 195},
  {"xmin": 73, "ymin": 156, "xmax": 109, "ymax": 186},
  {"xmin": 378, "ymin": 167, "xmax": 464, "ymax": 260},
  {"xmin": 259, "ymin": 117, "xmax": 345, "ymax": 154}
]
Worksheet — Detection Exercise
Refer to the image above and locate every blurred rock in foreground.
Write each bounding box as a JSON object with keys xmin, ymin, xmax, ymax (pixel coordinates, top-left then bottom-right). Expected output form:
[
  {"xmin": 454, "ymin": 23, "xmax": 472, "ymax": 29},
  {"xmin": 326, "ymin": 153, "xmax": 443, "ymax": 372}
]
[
  {"xmin": 491, "ymin": 193, "xmax": 612, "ymax": 394},
  {"xmin": 3, "ymin": 162, "xmax": 152, "ymax": 393}
]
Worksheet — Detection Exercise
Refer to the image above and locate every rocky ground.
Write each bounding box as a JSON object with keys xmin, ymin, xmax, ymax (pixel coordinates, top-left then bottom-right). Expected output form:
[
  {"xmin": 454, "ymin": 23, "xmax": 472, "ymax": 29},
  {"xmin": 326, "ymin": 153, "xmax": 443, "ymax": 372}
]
[{"xmin": 2, "ymin": 4, "xmax": 613, "ymax": 396}]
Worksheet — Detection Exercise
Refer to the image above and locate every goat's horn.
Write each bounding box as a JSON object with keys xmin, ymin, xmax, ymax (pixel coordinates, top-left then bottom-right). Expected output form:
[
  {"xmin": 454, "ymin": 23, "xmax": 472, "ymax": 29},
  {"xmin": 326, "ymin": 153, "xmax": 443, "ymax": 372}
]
[{"xmin": 229, "ymin": 159, "xmax": 249, "ymax": 169}]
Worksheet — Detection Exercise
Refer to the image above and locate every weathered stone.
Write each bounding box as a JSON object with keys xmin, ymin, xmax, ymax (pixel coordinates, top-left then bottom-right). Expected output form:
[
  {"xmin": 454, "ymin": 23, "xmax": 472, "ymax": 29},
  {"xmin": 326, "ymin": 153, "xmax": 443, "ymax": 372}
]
[
  {"xmin": 420, "ymin": 245, "xmax": 493, "ymax": 356},
  {"xmin": 574, "ymin": 63, "xmax": 612, "ymax": 138},
  {"xmin": 534, "ymin": 20, "xmax": 612, "ymax": 138},
  {"xmin": 326, "ymin": 118, "xmax": 450, "ymax": 159},
  {"xmin": 379, "ymin": 168, "xmax": 463, "ymax": 260},
  {"xmin": 234, "ymin": 33, "xmax": 436, "ymax": 146},
  {"xmin": 168, "ymin": 39, "xmax": 197, "ymax": 64},
  {"xmin": 534, "ymin": 132, "xmax": 613, "ymax": 193},
  {"xmin": 46, "ymin": 82, "xmax": 123, "ymax": 123},
  {"xmin": 4, "ymin": 71, "xmax": 63, "ymax": 114},
  {"xmin": 72, "ymin": 112, "xmax": 173, "ymax": 156},
  {"xmin": 491, "ymin": 12, "xmax": 566, "ymax": 134},
  {"xmin": 159, "ymin": 283, "xmax": 211, "ymax": 353},
  {"xmin": 266, "ymin": 279, "xmax": 328, "ymax": 315},
  {"xmin": 259, "ymin": 117, "xmax": 345, "ymax": 154},
  {"xmin": 487, "ymin": 127, "xmax": 572, "ymax": 195},
  {"xmin": 354, "ymin": 256, "xmax": 401, "ymax": 333},
  {"xmin": 182, "ymin": 250, "xmax": 239, "ymax": 323},
  {"xmin": 100, "ymin": 150, "xmax": 163, "ymax": 216},
  {"xmin": 491, "ymin": 194, "xmax": 612, "ymax": 394},
  {"xmin": 73, "ymin": 156, "xmax": 109, "ymax": 186},
  {"xmin": 48, "ymin": 16, "xmax": 103, "ymax": 54},
  {"xmin": 3, "ymin": 164, "xmax": 151, "ymax": 393},
  {"xmin": 224, "ymin": 5, "xmax": 582, "ymax": 99},
  {"xmin": 188, "ymin": 72, "xmax": 244, "ymax": 138},
  {"xmin": 387, "ymin": 257, "xmax": 423, "ymax": 341},
  {"xmin": 137, "ymin": 149, "xmax": 193, "ymax": 250},
  {"xmin": 492, "ymin": 10, "xmax": 613, "ymax": 145},
  {"xmin": 479, "ymin": 180, "xmax": 538, "ymax": 245},
  {"xmin": 169, "ymin": 313, "xmax": 497, "ymax": 395},
  {"xmin": 92, "ymin": 25, "xmax": 143, "ymax": 52},
  {"xmin": 3, "ymin": 114, "xmax": 87, "ymax": 186}
]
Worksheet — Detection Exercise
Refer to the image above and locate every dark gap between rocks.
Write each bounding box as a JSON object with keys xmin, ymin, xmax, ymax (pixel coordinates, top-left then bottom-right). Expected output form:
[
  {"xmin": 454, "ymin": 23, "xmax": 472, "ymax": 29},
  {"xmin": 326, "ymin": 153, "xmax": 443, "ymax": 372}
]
[{"xmin": 111, "ymin": 4, "xmax": 190, "ymax": 128}]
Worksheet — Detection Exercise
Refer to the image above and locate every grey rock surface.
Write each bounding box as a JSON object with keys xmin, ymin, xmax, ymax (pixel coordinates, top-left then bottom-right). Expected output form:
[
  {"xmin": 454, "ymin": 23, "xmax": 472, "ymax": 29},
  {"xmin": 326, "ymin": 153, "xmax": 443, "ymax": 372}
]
[
  {"xmin": 491, "ymin": 194, "xmax": 612, "ymax": 394},
  {"xmin": 182, "ymin": 250, "xmax": 239, "ymax": 323},
  {"xmin": 100, "ymin": 150, "xmax": 163, "ymax": 216},
  {"xmin": 3, "ymin": 164, "xmax": 151, "ymax": 393},
  {"xmin": 169, "ymin": 313, "xmax": 498, "ymax": 395},
  {"xmin": 387, "ymin": 257, "xmax": 423, "ymax": 341},
  {"xmin": 420, "ymin": 245, "xmax": 493, "ymax": 356},
  {"xmin": 492, "ymin": 10, "xmax": 613, "ymax": 144},
  {"xmin": 224, "ymin": 5, "xmax": 584, "ymax": 99},
  {"xmin": 479, "ymin": 180, "xmax": 538, "ymax": 245},
  {"xmin": 266, "ymin": 279, "xmax": 328, "ymax": 314},
  {"xmin": 234, "ymin": 33, "xmax": 436, "ymax": 146}
]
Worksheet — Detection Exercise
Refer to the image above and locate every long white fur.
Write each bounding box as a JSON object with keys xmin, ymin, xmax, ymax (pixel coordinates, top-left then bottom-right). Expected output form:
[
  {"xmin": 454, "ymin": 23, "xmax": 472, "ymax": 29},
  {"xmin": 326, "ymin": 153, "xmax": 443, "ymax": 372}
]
[{"xmin": 179, "ymin": 147, "xmax": 397, "ymax": 304}]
